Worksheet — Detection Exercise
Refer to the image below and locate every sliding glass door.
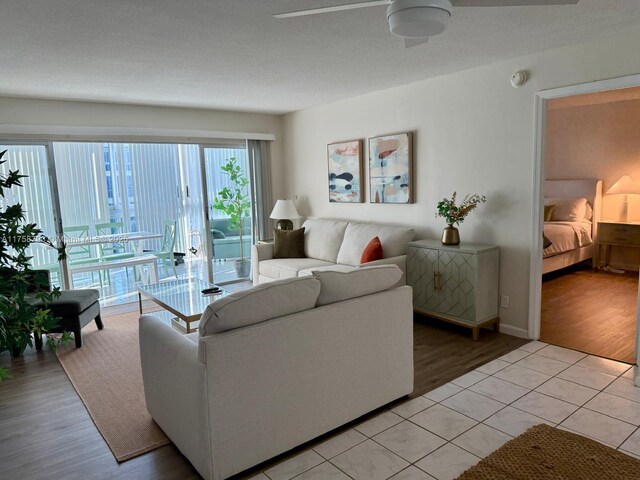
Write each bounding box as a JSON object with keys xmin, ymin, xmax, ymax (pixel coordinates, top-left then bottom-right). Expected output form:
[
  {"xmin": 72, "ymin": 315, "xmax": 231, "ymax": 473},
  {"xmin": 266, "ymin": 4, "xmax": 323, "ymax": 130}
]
[
  {"xmin": 52, "ymin": 142, "xmax": 210, "ymax": 305},
  {"xmin": 1, "ymin": 139, "xmax": 257, "ymax": 307},
  {"xmin": 203, "ymin": 145, "xmax": 253, "ymax": 283},
  {"xmin": 0, "ymin": 144, "xmax": 62, "ymax": 287}
]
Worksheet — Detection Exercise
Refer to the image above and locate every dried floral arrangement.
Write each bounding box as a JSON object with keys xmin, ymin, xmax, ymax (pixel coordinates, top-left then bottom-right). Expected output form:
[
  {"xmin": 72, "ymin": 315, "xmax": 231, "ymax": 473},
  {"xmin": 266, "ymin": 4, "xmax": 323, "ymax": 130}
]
[{"xmin": 436, "ymin": 192, "xmax": 487, "ymax": 226}]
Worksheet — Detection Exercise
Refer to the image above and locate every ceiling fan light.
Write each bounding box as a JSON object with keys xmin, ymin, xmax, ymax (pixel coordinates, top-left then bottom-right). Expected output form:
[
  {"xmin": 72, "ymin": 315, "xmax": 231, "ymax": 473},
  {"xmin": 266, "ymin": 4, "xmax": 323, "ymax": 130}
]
[{"xmin": 387, "ymin": 0, "xmax": 452, "ymax": 38}]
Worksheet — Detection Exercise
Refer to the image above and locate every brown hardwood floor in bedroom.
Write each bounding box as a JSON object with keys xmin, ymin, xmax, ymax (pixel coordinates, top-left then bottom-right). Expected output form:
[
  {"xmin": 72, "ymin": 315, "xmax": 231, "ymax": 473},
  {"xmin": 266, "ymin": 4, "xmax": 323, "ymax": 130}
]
[
  {"xmin": 0, "ymin": 312, "xmax": 526, "ymax": 480},
  {"xmin": 540, "ymin": 265, "xmax": 638, "ymax": 364}
]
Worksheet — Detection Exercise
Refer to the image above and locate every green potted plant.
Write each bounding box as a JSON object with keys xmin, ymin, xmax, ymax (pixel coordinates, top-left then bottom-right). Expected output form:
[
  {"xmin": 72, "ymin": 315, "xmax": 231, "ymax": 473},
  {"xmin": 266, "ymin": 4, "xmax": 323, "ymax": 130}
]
[
  {"xmin": 436, "ymin": 192, "xmax": 487, "ymax": 245},
  {"xmin": 0, "ymin": 150, "xmax": 69, "ymax": 381},
  {"xmin": 211, "ymin": 157, "xmax": 251, "ymax": 278}
]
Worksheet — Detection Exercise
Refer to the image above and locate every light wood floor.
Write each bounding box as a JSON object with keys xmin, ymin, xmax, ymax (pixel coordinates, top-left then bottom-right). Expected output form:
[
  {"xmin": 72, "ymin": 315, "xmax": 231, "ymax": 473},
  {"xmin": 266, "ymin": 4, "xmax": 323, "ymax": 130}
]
[
  {"xmin": 541, "ymin": 265, "xmax": 638, "ymax": 364},
  {"xmin": 0, "ymin": 314, "xmax": 526, "ymax": 480}
]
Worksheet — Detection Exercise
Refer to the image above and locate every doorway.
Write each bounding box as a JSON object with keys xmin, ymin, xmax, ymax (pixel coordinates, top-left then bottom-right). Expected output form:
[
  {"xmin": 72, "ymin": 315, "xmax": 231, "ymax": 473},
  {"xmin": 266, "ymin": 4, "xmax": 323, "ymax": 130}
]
[{"xmin": 530, "ymin": 76, "xmax": 640, "ymax": 370}]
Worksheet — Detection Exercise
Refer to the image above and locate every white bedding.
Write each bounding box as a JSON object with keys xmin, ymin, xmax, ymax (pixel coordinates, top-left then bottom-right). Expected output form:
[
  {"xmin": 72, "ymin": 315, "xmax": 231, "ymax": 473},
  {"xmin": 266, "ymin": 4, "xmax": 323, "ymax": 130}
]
[{"xmin": 543, "ymin": 221, "xmax": 592, "ymax": 258}]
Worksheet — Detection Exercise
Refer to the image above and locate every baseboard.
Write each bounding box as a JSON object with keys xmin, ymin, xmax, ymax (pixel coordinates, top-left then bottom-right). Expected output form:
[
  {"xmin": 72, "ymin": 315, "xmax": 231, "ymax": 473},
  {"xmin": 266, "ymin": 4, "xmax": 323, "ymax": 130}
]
[{"xmin": 499, "ymin": 323, "xmax": 529, "ymax": 339}]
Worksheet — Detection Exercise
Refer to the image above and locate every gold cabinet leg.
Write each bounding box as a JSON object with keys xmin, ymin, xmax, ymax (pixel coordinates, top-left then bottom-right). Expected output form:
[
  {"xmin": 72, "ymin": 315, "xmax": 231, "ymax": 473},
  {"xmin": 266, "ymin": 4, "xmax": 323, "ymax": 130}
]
[{"xmin": 472, "ymin": 327, "xmax": 479, "ymax": 342}]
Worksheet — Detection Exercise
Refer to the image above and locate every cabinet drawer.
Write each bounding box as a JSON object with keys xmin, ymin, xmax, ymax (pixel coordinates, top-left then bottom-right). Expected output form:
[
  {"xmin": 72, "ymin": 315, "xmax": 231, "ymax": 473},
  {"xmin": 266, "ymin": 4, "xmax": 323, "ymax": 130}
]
[{"xmin": 599, "ymin": 224, "xmax": 640, "ymax": 246}]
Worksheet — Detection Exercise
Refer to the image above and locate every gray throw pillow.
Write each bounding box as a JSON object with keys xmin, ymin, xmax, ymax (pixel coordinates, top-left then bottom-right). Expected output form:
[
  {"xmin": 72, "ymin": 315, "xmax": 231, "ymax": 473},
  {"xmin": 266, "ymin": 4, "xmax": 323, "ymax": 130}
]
[
  {"xmin": 273, "ymin": 227, "xmax": 306, "ymax": 259},
  {"xmin": 211, "ymin": 228, "xmax": 226, "ymax": 239}
]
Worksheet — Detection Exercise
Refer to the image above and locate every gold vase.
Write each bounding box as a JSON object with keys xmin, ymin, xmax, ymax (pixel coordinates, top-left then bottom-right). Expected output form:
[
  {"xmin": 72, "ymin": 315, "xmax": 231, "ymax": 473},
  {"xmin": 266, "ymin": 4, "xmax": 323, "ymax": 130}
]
[{"xmin": 441, "ymin": 224, "xmax": 460, "ymax": 245}]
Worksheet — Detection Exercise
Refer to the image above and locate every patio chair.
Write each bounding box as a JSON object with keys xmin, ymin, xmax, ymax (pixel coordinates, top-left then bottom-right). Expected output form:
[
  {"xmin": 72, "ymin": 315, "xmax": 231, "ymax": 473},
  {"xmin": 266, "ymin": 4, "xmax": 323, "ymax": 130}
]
[
  {"xmin": 95, "ymin": 221, "xmax": 135, "ymax": 284},
  {"xmin": 64, "ymin": 225, "xmax": 103, "ymax": 287},
  {"xmin": 151, "ymin": 220, "xmax": 177, "ymax": 278}
]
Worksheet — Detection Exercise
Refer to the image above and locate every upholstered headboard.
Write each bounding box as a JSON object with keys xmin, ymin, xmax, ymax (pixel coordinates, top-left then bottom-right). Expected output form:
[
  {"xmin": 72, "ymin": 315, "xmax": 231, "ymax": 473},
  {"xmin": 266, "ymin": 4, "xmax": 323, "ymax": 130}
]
[{"xmin": 544, "ymin": 178, "xmax": 603, "ymax": 240}]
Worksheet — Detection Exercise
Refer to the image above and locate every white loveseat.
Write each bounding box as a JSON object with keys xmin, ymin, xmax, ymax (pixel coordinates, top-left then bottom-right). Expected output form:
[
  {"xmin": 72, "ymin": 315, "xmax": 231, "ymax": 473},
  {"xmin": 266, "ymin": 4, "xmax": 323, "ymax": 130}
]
[
  {"xmin": 251, "ymin": 217, "xmax": 416, "ymax": 286},
  {"xmin": 139, "ymin": 266, "xmax": 414, "ymax": 480}
]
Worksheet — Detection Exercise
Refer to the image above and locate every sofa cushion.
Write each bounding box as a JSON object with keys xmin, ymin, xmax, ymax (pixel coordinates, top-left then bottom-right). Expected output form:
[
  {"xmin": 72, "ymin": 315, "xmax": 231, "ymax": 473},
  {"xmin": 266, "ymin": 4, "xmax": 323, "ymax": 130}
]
[
  {"xmin": 298, "ymin": 264, "xmax": 356, "ymax": 277},
  {"xmin": 273, "ymin": 227, "xmax": 306, "ymax": 259},
  {"xmin": 199, "ymin": 277, "xmax": 321, "ymax": 335},
  {"xmin": 313, "ymin": 265, "xmax": 403, "ymax": 307},
  {"xmin": 28, "ymin": 289, "xmax": 99, "ymax": 315},
  {"xmin": 302, "ymin": 218, "xmax": 349, "ymax": 263},
  {"xmin": 336, "ymin": 222, "xmax": 416, "ymax": 266},
  {"xmin": 260, "ymin": 258, "xmax": 334, "ymax": 280}
]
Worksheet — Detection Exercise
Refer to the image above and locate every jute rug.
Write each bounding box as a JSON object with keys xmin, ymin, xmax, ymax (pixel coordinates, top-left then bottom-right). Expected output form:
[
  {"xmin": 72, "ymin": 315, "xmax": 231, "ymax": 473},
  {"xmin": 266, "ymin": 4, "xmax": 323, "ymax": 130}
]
[
  {"xmin": 456, "ymin": 424, "xmax": 640, "ymax": 480},
  {"xmin": 56, "ymin": 310, "xmax": 170, "ymax": 462}
]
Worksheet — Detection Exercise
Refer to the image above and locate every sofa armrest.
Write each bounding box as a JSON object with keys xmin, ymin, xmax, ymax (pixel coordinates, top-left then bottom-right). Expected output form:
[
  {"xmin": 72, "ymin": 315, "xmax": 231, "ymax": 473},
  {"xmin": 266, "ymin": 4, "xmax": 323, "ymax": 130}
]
[
  {"xmin": 251, "ymin": 242, "xmax": 274, "ymax": 286},
  {"xmin": 362, "ymin": 255, "xmax": 407, "ymax": 286},
  {"xmin": 138, "ymin": 316, "xmax": 211, "ymax": 479}
]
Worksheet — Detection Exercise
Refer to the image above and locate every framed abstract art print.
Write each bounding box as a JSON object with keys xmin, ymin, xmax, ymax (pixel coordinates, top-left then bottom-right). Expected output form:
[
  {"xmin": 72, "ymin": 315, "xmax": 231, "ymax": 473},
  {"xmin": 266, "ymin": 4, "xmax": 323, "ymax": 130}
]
[
  {"xmin": 327, "ymin": 139, "xmax": 363, "ymax": 203},
  {"xmin": 369, "ymin": 132, "xmax": 413, "ymax": 204}
]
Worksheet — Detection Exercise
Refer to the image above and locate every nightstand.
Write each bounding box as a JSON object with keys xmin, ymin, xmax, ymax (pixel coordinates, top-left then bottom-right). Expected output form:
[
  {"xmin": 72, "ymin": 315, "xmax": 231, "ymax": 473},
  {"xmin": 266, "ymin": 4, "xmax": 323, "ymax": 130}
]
[{"xmin": 597, "ymin": 221, "xmax": 640, "ymax": 269}]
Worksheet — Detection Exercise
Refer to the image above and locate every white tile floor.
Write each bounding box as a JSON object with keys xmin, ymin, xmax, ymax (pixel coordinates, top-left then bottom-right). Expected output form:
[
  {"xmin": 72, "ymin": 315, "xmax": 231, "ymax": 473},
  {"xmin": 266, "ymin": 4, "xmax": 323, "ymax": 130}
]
[{"xmin": 253, "ymin": 342, "xmax": 640, "ymax": 480}]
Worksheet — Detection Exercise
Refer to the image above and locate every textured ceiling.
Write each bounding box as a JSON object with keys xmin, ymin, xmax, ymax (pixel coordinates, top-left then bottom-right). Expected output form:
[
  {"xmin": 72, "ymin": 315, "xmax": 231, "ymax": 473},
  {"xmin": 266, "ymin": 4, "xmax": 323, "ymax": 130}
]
[{"xmin": 1, "ymin": 0, "xmax": 640, "ymax": 114}]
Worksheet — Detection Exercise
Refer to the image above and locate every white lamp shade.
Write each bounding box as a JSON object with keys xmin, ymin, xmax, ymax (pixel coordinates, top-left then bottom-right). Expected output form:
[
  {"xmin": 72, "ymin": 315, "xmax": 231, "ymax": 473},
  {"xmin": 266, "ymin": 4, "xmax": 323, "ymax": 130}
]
[
  {"xmin": 607, "ymin": 175, "xmax": 640, "ymax": 195},
  {"xmin": 270, "ymin": 199, "xmax": 299, "ymax": 220}
]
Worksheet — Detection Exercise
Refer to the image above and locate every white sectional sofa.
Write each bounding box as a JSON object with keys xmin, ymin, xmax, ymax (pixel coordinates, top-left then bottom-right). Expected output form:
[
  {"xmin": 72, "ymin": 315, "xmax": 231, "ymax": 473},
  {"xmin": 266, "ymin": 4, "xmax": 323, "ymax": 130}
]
[
  {"xmin": 139, "ymin": 266, "xmax": 414, "ymax": 480},
  {"xmin": 251, "ymin": 217, "xmax": 416, "ymax": 286}
]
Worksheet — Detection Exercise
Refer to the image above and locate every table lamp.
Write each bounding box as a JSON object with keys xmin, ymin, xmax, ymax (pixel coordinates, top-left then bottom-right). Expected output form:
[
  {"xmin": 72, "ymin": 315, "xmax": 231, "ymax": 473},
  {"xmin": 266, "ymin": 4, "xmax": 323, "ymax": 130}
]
[
  {"xmin": 607, "ymin": 174, "xmax": 640, "ymax": 222},
  {"xmin": 270, "ymin": 199, "xmax": 299, "ymax": 230}
]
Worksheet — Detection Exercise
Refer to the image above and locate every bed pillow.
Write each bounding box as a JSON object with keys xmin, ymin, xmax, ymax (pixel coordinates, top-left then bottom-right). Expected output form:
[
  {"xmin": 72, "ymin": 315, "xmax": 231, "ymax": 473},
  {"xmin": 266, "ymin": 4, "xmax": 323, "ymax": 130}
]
[
  {"xmin": 584, "ymin": 201, "xmax": 593, "ymax": 221},
  {"xmin": 544, "ymin": 205, "xmax": 555, "ymax": 222},
  {"xmin": 546, "ymin": 197, "xmax": 589, "ymax": 222}
]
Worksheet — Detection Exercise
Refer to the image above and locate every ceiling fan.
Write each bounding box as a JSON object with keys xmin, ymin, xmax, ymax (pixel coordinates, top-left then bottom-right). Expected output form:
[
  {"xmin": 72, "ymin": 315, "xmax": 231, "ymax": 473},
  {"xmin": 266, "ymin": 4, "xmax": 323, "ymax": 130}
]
[{"xmin": 274, "ymin": 0, "xmax": 579, "ymax": 48}]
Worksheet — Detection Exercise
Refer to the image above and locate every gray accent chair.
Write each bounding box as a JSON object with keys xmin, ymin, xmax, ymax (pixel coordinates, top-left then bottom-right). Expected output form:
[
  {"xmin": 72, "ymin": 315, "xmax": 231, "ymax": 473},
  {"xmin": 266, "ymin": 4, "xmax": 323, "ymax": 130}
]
[{"xmin": 26, "ymin": 270, "xmax": 103, "ymax": 349}]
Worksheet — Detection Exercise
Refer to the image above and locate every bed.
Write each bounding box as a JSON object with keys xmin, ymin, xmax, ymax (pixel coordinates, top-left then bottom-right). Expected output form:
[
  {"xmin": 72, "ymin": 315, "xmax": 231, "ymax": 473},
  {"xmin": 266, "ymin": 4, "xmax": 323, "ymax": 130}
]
[{"xmin": 542, "ymin": 179, "xmax": 603, "ymax": 275}]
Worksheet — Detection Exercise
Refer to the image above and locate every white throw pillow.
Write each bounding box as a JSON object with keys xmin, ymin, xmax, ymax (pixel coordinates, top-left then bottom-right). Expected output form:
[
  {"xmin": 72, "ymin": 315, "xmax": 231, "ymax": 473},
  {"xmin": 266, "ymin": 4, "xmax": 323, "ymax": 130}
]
[
  {"xmin": 336, "ymin": 222, "xmax": 416, "ymax": 266},
  {"xmin": 546, "ymin": 197, "xmax": 589, "ymax": 222},
  {"xmin": 313, "ymin": 265, "xmax": 403, "ymax": 307},
  {"xmin": 302, "ymin": 218, "xmax": 349, "ymax": 263},
  {"xmin": 199, "ymin": 277, "xmax": 321, "ymax": 335}
]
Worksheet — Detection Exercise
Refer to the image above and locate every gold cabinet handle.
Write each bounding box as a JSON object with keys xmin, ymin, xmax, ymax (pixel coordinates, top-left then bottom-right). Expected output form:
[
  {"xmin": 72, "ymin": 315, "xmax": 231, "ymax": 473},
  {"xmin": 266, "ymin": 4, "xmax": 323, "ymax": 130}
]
[{"xmin": 434, "ymin": 272, "xmax": 442, "ymax": 291}]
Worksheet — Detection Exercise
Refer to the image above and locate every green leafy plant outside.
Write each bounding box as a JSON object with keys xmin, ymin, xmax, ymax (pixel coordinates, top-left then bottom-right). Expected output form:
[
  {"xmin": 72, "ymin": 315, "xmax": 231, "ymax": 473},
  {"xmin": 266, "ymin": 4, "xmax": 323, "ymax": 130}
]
[
  {"xmin": 211, "ymin": 157, "xmax": 251, "ymax": 262},
  {"xmin": 436, "ymin": 192, "xmax": 487, "ymax": 226},
  {"xmin": 0, "ymin": 150, "xmax": 70, "ymax": 381}
]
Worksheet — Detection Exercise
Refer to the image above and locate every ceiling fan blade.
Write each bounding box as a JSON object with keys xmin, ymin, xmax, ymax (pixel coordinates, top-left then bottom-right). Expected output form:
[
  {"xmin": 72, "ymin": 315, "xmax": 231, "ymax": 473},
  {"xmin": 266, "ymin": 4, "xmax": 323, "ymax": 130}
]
[
  {"xmin": 451, "ymin": 0, "xmax": 578, "ymax": 6},
  {"xmin": 273, "ymin": 0, "xmax": 390, "ymax": 19},
  {"xmin": 404, "ymin": 37, "xmax": 429, "ymax": 48}
]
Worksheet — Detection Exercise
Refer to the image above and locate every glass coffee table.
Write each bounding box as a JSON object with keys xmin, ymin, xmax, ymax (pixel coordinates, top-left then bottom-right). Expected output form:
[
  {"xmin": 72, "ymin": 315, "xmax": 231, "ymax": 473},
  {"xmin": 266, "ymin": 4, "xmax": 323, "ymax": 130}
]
[{"xmin": 138, "ymin": 278, "xmax": 228, "ymax": 334}]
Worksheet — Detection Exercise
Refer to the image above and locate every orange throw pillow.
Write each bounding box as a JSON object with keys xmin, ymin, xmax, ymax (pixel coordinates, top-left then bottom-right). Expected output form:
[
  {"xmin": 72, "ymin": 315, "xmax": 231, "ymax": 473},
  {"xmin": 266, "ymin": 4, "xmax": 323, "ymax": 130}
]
[{"xmin": 360, "ymin": 236, "xmax": 383, "ymax": 264}]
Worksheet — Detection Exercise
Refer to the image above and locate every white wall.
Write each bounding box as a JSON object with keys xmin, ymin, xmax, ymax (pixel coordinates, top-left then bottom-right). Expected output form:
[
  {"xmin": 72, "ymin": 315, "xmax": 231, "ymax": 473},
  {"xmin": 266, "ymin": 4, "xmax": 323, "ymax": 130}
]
[
  {"xmin": 282, "ymin": 28, "xmax": 640, "ymax": 335},
  {"xmin": 0, "ymin": 96, "xmax": 285, "ymax": 200},
  {"xmin": 546, "ymin": 97, "xmax": 640, "ymax": 222}
]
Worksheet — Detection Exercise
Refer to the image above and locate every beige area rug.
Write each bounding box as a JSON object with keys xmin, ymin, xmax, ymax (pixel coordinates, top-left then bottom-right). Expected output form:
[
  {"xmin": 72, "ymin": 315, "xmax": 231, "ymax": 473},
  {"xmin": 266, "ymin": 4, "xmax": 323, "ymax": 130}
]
[
  {"xmin": 56, "ymin": 310, "xmax": 170, "ymax": 462},
  {"xmin": 456, "ymin": 424, "xmax": 640, "ymax": 480}
]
